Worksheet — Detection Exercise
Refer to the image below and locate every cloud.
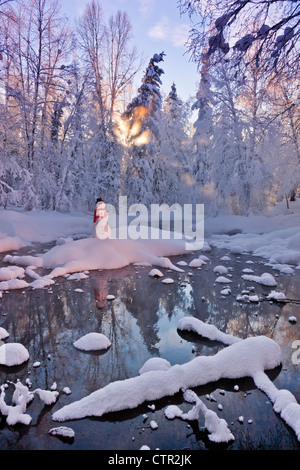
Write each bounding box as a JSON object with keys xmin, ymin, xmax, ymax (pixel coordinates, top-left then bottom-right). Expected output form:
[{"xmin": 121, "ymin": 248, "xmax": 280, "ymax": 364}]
[
  {"xmin": 138, "ymin": 0, "xmax": 155, "ymax": 17},
  {"xmin": 148, "ymin": 16, "xmax": 190, "ymax": 48}
]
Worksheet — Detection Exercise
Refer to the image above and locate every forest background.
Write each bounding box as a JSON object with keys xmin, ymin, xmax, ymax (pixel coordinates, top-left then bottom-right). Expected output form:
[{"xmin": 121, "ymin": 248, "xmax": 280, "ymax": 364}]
[{"xmin": 0, "ymin": 0, "xmax": 298, "ymax": 217}]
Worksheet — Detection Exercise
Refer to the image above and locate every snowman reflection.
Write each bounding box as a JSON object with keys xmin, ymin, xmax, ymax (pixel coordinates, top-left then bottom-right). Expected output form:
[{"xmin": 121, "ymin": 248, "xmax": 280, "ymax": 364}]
[
  {"xmin": 94, "ymin": 278, "xmax": 109, "ymax": 309},
  {"xmin": 93, "ymin": 198, "xmax": 111, "ymax": 239}
]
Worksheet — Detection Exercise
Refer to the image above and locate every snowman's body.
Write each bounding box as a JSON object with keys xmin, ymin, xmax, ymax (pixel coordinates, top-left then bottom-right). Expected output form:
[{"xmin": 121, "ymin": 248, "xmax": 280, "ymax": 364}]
[{"xmin": 94, "ymin": 202, "xmax": 111, "ymax": 239}]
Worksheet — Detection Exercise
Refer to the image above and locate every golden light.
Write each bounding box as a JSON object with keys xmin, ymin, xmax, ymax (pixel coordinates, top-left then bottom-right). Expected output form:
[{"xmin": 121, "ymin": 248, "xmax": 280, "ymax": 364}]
[
  {"xmin": 130, "ymin": 120, "xmax": 142, "ymax": 137},
  {"xmin": 134, "ymin": 130, "xmax": 150, "ymax": 146},
  {"xmin": 114, "ymin": 105, "xmax": 151, "ymax": 147}
]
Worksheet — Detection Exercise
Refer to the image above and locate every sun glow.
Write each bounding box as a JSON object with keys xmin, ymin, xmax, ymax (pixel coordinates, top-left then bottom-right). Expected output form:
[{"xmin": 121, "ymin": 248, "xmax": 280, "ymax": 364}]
[{"xmin": 114, "ymin": 106, "xmax": 151, "ymax": 147}]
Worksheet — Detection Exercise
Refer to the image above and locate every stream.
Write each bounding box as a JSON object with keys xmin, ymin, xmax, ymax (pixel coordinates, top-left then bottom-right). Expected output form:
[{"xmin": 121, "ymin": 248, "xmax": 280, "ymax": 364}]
[{"xmin": 0, "ymin": 240, "xmax": 299, "ymax": 450}]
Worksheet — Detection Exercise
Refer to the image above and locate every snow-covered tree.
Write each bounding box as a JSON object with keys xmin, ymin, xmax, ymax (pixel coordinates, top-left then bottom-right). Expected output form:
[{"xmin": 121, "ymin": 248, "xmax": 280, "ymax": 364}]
[
  {"xmin": 191, "ymin": 59, "xmax": 214, "ymax": 203},
  {"xmin": 158, "ymin": 83, "xmax": 192, "ymax": 204},
  {"xmin": 179, "ymin": 0, "xmax": 300, "ymax": 73},
  {"xmin": 121, "ymin": 52, "xmax": 165, "ymax": 206}
]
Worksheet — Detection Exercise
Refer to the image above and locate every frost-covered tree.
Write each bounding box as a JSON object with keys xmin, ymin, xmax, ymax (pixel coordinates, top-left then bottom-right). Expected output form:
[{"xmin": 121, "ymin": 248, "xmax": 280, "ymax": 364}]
[
  {"xmin": 158, "ymin": 83, "xmax": 192, "ymax": 204},
  {"xmin": 179, "ymin": 0, "xmax": 300, "ymax": 73},
  {"xmin": 196, "ymin": 59, "xmax": 273, "ymax": 215},
  {"xmin": 191, "ymin": 59, "xmax": 214, "ymax": 202},
  {"xmin": 121, "ymin": 52, "xmax": 165, "ymax": 206}
]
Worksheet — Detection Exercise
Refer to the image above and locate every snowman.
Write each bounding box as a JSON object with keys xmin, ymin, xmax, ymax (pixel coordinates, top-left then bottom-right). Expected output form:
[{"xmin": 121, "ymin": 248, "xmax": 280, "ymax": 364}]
[{"xmin": 93, "ymin": 199, "xmax": 111, "ymax": 239}]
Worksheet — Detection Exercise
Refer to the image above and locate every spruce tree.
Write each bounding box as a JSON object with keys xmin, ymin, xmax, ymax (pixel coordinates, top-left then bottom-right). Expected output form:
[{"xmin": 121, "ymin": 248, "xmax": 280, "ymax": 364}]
[{"xmin": 122, "ymin": 52, "xmax": 165, "ymax": 206}]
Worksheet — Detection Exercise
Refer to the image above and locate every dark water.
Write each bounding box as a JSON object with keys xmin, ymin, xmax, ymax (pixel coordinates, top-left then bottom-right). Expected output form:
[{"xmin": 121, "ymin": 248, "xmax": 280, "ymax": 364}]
[{"xmin": 0, "ymin": 241, "xmax": 299, "ymax": 451}]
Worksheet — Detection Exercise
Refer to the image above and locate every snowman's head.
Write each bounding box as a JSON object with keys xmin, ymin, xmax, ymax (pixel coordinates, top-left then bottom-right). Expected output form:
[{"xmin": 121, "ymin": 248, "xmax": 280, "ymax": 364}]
[{"xmin": 96, "ymin": 199, "xmax": 105, "ymax": 209}]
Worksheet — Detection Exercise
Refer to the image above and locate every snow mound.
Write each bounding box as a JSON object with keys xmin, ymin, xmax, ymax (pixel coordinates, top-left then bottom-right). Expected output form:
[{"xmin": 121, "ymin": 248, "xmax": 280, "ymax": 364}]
[
  {"xmin": 106, "ymin": 295, "xmax": 115, "ymax": 300},
  {"xmin": 3, "ymin": 236, "xmax": 188, "ymax": 283},
  {"xmin": 34, "ymin": 388, "xmax": 59, "ymax": 405},
  {"xmin": 0, "ymin": 279, "xmax": 29, "ymax": 290},
  {"xmin": 73, "ymin": 332, "xmax": 111, "ymax": 352},
  {"xmin": 161, "ymin": 278, "xmax": 174, "ymax": 284},
  {"xmin": 215, "ymin": 276, "xmax": 232, "ymax": 284},
  {"xmin": 149, "ymin": 269, "xmax": 163, "ymax": 278},
  {"xmin": 0, "ymin": 343, "xmax": 29, "ymax": 366},
  {"xmin": 213, "ymin": 265, "xmax": 228, "ymax": 275},
  {"xmin": 0, "ymin": 327, "xmax": 9, "ymax": 340},
  {"xmin": 189, "ymin": 258, "xmax": 206, "ymax": 268},
  {"xmin": 266, "ymin": 291, "xmax": 286, "ymax": 302},
  {"xmin": 139, "ymin": 357, "xmax": 171, "ymax": 375},
  {"xmin": 0, "ymin": 266, "xmax": 25, "ymax": 281},
  {"xmin": 68, "ymin": 272, "xmax": 89, "ymax": 280},
  {"xmin": 241, "ymin": 272, "xmax": 277, "ymax": 286},
  {"xmin": 178, "ymin": 317, "xmax": 240, "ymax": 345},
  {"xmin": 49, "ymin": 426, "xmax": 75, "ymax": 438},
  {"xmin": 30, "ymin": 278, "xmax": 55, "ymax": 289}
]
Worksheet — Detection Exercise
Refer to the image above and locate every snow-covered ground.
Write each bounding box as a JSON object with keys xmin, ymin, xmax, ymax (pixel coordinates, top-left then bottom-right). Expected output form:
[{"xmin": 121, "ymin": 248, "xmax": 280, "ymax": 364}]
[{"xmin": 206, "ymin": 200, "xmax": 300, "ymax": 269}]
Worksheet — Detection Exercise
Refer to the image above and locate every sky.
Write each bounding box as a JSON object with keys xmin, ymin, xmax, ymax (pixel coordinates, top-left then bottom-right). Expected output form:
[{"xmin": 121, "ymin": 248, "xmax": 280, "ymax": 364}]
[{"xmin": 60, "ymin": 0, "xmax": 200, "ymax": 104}]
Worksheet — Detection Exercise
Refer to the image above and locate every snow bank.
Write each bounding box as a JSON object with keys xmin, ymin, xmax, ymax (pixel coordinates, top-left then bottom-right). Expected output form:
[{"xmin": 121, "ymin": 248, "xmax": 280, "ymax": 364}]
[
  {"xmin": 0, "ymin": 209, "xmax": 92, "ymax": 253},
  {"xmin": 206, "ymin": 202, "xmax": 300, "ymax": 268},
  {"xmin": 2, "ymin": 237, "xmax": 189, "ymax": 286}
]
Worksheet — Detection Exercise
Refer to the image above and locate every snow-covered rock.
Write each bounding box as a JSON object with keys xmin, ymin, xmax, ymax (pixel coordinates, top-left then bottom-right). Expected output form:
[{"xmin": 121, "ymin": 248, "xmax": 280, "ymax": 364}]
[
  {"xmin": 213, "ymin": 265, "xmax": 228, "ymax": 275},
  {"xmin": 0, "ymin": 343, "xmax": 29, "ymax": 366},
  {"xmin": 161, "ymin": 278, "xmax": 174, "ymax": 284},
  {"xmin": 73, "ymin": 332, "xmax": 111, "ymax": 352},
  {"xmin": 189, "ymin": 259, "xmax": 206, "ymax": 268},
  {"xmin": 49, "ymin": 426, "xmax": 75, "ymax": 438},
  {"xmin": 266, "ymin": 291, "xmax": 286, "ymax": 302},
  {"xmin": 242, "ymin": 272, "xmax": 277, "ymax": 287},
  {"xmin": 149, "ymin": 269, "xmax": 163, "ymax": 278},
  {"xmin": 215, "ymin": 276, "xmax": 232, "ymax": 284},
  {"xmin": 0, "ymin": 327, "xmax": 9, "ymax": 341}
]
